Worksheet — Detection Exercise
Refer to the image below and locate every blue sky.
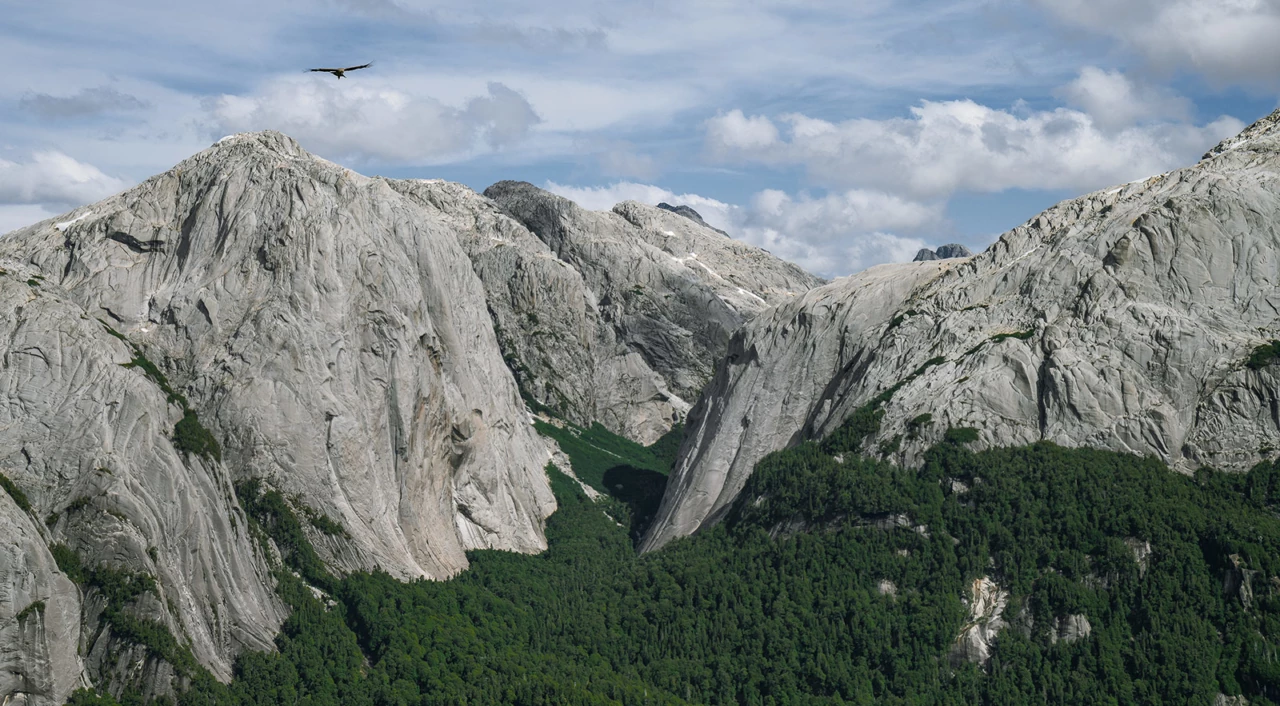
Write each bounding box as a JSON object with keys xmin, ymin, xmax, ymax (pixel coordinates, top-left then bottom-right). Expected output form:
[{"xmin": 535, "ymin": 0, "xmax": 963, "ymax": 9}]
[{"xmin": 1, "ymin": 0, "xmax": 1277, "ymax": 277}]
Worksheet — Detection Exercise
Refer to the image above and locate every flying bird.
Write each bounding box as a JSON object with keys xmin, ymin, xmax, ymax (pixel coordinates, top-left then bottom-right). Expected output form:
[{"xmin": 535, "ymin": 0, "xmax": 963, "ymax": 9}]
[{"xmin": 309, "ymin": 62, "xmax": 373, "ymax": 79}]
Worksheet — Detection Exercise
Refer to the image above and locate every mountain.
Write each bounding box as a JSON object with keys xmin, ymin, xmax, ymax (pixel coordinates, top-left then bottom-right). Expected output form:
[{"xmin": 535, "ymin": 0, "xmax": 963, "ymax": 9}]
[
  {"xmin": 0, "ymin": 131, "xmax": 821, "ymax": 703},
  {"xmin": 0, "ymin": 132, "xmax": 559, "ymax": 701},
  {"xmin": 642, "ymin": 108, "xmax": 1280, "ymax": 552},
  {"xmin": 484, "ymin": 181, "xmax": 823, "ymax": 410}
]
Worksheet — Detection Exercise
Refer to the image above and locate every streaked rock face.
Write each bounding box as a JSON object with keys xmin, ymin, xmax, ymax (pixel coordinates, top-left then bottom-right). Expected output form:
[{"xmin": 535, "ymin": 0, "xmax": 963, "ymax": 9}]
[
  {"xmin": 0, "ymin": 492, "xmax": 85, "ymax": 706},
  {"xmin": 0, "ymin": 270, "xmax": 284, "ymax": 696},
  {"xmin": 949, "ymin": 577, "xmax": 1008, "ymax": 666},
  {"xmin": 388, "ymin": 181, "xmax": 821, "ymax": 446},
  {"xmin": 643, "ymin": 109, "xmax": 1280, "ymax": 552}
]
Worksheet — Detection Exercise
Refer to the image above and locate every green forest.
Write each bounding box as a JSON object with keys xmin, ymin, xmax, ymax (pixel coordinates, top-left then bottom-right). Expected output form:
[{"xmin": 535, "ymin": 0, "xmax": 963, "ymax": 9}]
[{"xmin": 70, "ymin": 416, "xmax": 1280, "ymax": 705}]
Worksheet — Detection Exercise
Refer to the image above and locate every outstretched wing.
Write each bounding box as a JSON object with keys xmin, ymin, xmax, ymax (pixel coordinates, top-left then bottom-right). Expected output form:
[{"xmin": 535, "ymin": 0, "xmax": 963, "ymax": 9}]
[
  {"xmin": 342, "ymin": 62, "xmax": 373, "ymax": 72},
  {"xmin": 310, "ymin": 68, "xmax": 341, "ymax": 74}
]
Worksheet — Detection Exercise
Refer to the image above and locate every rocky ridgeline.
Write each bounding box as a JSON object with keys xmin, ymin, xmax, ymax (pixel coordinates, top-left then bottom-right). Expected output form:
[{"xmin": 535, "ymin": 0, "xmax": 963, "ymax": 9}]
[
  {"xmin": 0, "ymin": 132, "xmax": 819, "ymax": 702},
  {"xmin": 913, "ymin": 243, "xmax": 973, "ymax": 261},
  {"xmin": 484, "ymin": 181, "xmax": 822, "ymax": 410},
  {"xmin": 643, "ymin": 108, "xmax": 1280, "ymax": 552}
]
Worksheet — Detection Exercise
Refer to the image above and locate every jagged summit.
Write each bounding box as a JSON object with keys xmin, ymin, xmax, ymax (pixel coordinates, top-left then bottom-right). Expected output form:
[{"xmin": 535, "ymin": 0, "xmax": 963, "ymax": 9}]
[
  {"xmin": 643, "ymin": 109, "xmax": 1280, "ymax": 552},
  {"xmin": 913, "ymin": 243, "xmax": 973, "ymax": 261},
  {"xmin": 1202, "ymin": 107, "xmax": 1280, "ymax": 160},
  {"xmin": 657, "ymin": 201, "xmax": 728, "ymax": 235}
]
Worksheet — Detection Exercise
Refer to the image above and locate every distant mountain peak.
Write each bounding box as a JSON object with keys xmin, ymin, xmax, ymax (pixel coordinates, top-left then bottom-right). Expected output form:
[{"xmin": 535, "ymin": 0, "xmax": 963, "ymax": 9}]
[
  {"xmin": 1202, "ymin": 107, "xmax": 1280, "ymax": 160},
  {"xmin": 657, "ymin": 202, "xmax": 728, "ymax": 236},
  {"xmin": 913, "ymin": 243, "xmax": 973, "ymax": 262}
]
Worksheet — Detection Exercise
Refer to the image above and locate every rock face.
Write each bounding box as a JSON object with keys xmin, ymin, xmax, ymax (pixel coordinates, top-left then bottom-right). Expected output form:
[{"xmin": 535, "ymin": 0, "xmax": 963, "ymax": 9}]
[
  {"xmin": 913, "ymin": 243, "xmax": 973, "ymax": 261},
  {"xmin": 949, "ymin": 577, "xmax": 1008, "ymax": 666},
  {"xmin": 643, "ymin": 109, "xmax": 1280, "ymax": 551},
  {"xmin": 485, "ymin": 181, "xmax": 823, "ymax": 406},
  {"xmin": 0, "ymin": 492, "xmax": 84, "ymax": 705},
  {"xmin": 0, "ymin": 132, "xmax": 559, "ymax": 686},
  {"xmin": 0, "ymin": 268, "xmax": 285, "ymax": 695},
  {"xmin": 387, "ymin": 179, "xmax": 688, "ymax": 445},
  {"xmin": 1050, "ymin": 614, "xmax": 1092, "ymax": 645}
]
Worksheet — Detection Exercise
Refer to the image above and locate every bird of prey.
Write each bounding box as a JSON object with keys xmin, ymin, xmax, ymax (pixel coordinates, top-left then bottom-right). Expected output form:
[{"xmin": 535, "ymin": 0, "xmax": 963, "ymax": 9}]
[{"xmin": 309, "ymin": 62, "xmax": 372, "ymax": 79}]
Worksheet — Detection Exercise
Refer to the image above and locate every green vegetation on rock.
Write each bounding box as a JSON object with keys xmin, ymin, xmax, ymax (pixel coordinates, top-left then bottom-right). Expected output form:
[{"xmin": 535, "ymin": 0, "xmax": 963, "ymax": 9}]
[
  {"xmin": 0, "ymin": 471, "xmax": 31, "ymax": 513},
  {"xmin": 1247, "ymin": 340, "xmax": 1280, "ymax": 370},
  {"xmin": 50, "ymin": 544, "xmax": 202, "ymax": 681},
  {"xmin": 174, "ymin": 409, "xmax": 221, "ymax": 462},
  {"xmin": 103, "ymin": 323, "xmax": 221, "ymax": 462},
  {"xmin": 533, "ymin": 418, "xmax": 673, "ymax": 543},
  {"xmin": 989, "ymin": 329, "xmax": 1036, "ymax": 344}
]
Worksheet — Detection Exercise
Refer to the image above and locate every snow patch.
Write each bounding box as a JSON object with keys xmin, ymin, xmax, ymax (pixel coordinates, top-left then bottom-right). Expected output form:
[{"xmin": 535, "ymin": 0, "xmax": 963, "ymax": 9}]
[
  {"xmin": 690, "ymin": 258, "xmax": 723, "ymax": 281},
  {"xmin": 736, "ymin": 287, "xmax": 767, "ymax": 306},
  {"xmin": 55, "ymin": 212, "xmax": 93, "ymax": 232}
]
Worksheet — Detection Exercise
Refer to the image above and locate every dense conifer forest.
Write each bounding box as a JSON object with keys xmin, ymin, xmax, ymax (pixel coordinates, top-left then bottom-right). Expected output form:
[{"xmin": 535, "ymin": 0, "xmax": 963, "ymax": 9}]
[{"xmin": 70, "ymin": 417, "xmax": 1280, "ymax": 705}]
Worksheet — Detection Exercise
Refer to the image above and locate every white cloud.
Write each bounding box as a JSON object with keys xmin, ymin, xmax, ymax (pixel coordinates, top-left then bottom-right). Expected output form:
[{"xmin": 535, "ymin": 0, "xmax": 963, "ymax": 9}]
[
  {"xmin": 545, "ymin": 182, "xmax": 731, "ymax": 221},
  {"xmin": 1033, "ymin": 0, "xmax": 1280, "ymax": 86},
  {"xmin": 209, "ymin": 79, "xmax": 540, "ymax": 164},
  {"xmin": 1056, "ymin": 67, "xmax": 1192, "ymax": 131},
  {"xmin": 708, "ymin": 110, "xmax": 781, "ymax": 150},
  {"xmin": 545, "ymin": 180, "xmax": 937, "ymax": 277},
  {"xmin": 705, "ymin": 102, "xmax": 1244, "ymax": 199},
  {"xmin": 0, "ymin": 151, "xmax": 131, "ymax": 207},
  {"xmin": 0, "ymin": 205, "xmax": 60, "ymax": 235}
]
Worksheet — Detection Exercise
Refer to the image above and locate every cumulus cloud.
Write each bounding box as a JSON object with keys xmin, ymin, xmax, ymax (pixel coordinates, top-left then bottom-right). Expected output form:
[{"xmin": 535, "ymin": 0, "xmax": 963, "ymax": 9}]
[
  {"xmin": 705, "ymin": 101, "xmax": 1244, "ymax": 199},
  {"xmin": 1033, "ymin": 0, "xmax": 1280, "ymax": 86},
  {"xmin": 19, "ymin": 86, "xmax": 150, "ymax": 120},
  {"xmin": 545, "ymin": 180, "xmax": 938, "ymax": 277},
  {"xmin": 209, "ymin": 80, "xmax": 540, "ymax": 163},
  {"xmin": 0, "ymin": 151, "xmax": 131, "ymax": 207},
  {"xmin": 1056, "ymin": 67, "xmax": 1192, "ymax": 131}
]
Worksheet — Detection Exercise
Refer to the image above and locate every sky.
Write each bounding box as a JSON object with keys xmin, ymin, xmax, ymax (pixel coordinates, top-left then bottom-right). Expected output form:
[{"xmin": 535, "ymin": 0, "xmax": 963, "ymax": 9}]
[{"xmin": 1, "ymin": 0, "xmax": 1277, "ymax": 278}]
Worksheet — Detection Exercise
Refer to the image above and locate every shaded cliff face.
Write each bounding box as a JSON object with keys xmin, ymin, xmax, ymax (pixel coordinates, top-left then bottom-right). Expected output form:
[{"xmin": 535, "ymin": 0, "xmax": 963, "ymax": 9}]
[
  {"xmin": 386, "ymin": 179, "xmax": 688, "ymax": 446},
  {"xmin": 642, "ymin": 109, "xmax": 1280, "ymax": 552},
  {"xmin": 484, "ymin": 181, "xmax": 824, "ymax": 405},
  {"xmin": 0, "ymin": 132, "xmax": 558, "ymax": 695}
]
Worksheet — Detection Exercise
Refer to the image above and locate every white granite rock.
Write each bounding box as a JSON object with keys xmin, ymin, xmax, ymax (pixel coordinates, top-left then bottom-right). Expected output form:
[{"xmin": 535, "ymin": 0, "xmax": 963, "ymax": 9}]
[{"xmin": 644, "ymin": 108, "xmax": 1280, "ymax": 551}]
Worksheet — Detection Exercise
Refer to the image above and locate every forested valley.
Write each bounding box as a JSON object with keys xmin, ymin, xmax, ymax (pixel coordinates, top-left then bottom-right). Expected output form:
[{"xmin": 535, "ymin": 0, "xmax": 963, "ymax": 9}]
[{"xmin": 68, "ymin": 417, "xmax": 1280, "ymax": 705}]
